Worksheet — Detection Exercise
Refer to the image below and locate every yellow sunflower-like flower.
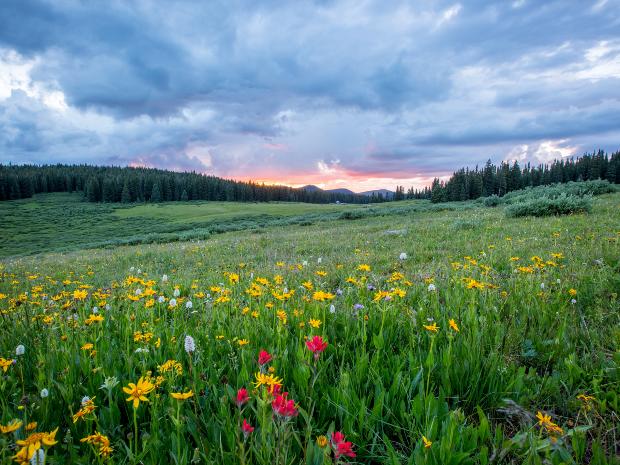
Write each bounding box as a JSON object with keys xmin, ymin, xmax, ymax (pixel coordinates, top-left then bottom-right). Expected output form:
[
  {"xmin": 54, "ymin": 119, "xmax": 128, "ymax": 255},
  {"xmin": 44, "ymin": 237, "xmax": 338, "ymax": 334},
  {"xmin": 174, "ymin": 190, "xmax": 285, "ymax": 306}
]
[
  {"xmin": 170, "ymin": 390, "xmax": 194, "ymax": 400},
  {"xmin": 0, "ymin": 419, "xmax": 22, "ymax": 434},
  {"xmin": 123, "ymin": 376, "xmax": 155, "ymax": 409}
]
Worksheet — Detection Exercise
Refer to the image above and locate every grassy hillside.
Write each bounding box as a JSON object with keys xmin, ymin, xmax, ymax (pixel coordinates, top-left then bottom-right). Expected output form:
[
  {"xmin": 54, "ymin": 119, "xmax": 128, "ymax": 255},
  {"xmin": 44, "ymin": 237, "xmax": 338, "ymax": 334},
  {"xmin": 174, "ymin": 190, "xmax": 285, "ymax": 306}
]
[
  {"xmin": 0, "ymin": 193, "xmax": 618, "ymax": 464},
  {"xmin": 0, "ymin": 193, "xmax": 376, "ymax": 258}
]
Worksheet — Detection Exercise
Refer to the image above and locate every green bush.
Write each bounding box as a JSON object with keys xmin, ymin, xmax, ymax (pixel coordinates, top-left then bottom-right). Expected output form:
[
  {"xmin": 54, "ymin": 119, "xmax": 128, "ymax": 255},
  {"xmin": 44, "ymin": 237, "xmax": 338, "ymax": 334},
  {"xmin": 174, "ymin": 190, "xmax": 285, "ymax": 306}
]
[
  {"xmin": 503, "ymin": 180, "xmax": 616, "ymax": 205},
  {"xmin": 505, "ymin": 193, "xmax": 592, "ymax": 217},
  {"xmin": 483, "ymin": 195, "xmax": 501, "ymax": 207}
]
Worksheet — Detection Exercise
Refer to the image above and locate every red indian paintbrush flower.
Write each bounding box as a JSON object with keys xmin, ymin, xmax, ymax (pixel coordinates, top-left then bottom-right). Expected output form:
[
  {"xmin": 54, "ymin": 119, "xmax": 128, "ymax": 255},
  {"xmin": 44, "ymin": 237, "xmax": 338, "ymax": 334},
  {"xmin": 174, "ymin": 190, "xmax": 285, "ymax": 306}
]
[
  {"xmin": 272, "ymin": 392, "xmax": 298, "ymax": 419},
  {"xmin": 331, "ymin": 431, "xmax": 356, "ymax": 458},
  {"xmin": 236, "ymin": 388, "xmax": 249, "ymax": 408},
  {"xmin": 258, "ymin": 349, "xmax": 272, "ymax": 366},
  {"xmin": 305, "ymin": 335, "xmax": 328, "ymax": 360},
  {"xmin": 241, "ymin": 419, "xmax": 254, "ymax": 438},
  {"xmin": 268, "ymin": 383, "xmax": 281, "ymax": 396}
]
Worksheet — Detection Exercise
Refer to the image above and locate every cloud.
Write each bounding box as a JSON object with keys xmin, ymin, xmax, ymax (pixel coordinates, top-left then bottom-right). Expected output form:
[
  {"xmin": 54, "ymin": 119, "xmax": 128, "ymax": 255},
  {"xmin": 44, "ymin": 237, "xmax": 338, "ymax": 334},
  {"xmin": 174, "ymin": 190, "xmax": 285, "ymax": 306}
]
[{"xmin": 0, "ymin": 0, "xmax": 619, "ymax": 191}]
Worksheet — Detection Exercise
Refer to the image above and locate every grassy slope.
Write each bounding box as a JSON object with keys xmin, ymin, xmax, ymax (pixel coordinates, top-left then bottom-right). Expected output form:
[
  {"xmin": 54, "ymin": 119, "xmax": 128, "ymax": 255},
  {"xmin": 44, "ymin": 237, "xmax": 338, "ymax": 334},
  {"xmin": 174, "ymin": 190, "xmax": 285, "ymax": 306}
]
[
  {"xmin": 0, "ymin": 193, "xmax": 619, "ymax": 464},
  {"xmin": 0, "ymin": 193, "xmax": 380, "ymax": 257},
  {"xmin": 113, "ymin": 200, "xmax": 348, "ymax": 222}
]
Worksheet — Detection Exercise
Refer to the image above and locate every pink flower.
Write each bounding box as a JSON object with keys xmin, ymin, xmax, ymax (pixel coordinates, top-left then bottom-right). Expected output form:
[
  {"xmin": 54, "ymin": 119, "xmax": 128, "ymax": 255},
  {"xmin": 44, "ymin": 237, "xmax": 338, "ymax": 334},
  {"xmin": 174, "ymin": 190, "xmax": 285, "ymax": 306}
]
[
  {"xmin": 236, "ymin": 387, "xmax": 249, "ymax": 408},
  {"xmin": 331, "ymin": 431, "xmax": 356, "ymax": 458},
  {"xmin": 258, "ymin": 349, "xmax": 272, "ymax": 366},
  {"xmin": 272, "ymin": 392, "xmax": 298, "ymax": 419},
  {"xmin": 305, "ymin": 335, "xmax": 328, "ymax": 360},
  {"xmin": 241, "ymin": 419, "xmax": 254, "ymax": 438}
]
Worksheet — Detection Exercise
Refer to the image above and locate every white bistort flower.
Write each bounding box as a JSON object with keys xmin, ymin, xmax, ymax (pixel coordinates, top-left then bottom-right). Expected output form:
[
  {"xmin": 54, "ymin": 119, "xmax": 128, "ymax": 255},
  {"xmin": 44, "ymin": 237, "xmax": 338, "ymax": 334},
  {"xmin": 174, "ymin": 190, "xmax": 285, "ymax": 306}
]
[
  {"xmin": 184, "ymin": 335, "xmax": 196, "ymax": 354},
  {"xmin": 329, "ymin": 304, "xmax": 336, "ymax": 314},
  {"xmin": 399, "ymin": 252, "xmax": 408, "ymax": 260},
  {"xmin": 173, "ymin": 288, "xmax": 181, "ymax": 297},
  {"xmin": 169, "ymin": 298, "xmax": 177, "ymax": 308},
  {"xmin": 162, "ymin": 274, "xmax": 169, "ymax": 282},
  {"xmin": 158, "ymin": 296, "xmax": 166, "ymax": 303},
  {"xmin": 427, "ymin": 283, "xmax": 436, "ymax": 292},
  {"xmin": 15, "ymin": 345, "xmax": 25, "ymax": 356},
  {"xmin": 186, "ymin": 300, "xmax": 193, "ymax": 309},
  {"xmin": 40, "ymin": 388, "xmax": 49, "ymax": 398}
]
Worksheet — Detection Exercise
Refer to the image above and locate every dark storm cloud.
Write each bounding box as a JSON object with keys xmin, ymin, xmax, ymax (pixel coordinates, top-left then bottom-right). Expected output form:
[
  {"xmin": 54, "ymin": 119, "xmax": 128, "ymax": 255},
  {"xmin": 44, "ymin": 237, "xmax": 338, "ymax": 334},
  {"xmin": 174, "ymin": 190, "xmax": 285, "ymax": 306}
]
[{"xmin": 0, "ymin": 0, "xmax": 619, "ymax": 185}]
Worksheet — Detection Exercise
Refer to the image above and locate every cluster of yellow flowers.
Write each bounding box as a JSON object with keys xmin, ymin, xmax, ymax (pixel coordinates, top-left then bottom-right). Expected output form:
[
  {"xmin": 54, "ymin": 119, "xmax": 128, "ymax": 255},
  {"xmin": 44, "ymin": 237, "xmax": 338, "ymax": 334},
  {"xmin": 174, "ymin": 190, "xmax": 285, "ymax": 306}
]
[{"xmin": 81, "ymin": 431, "xmax": 113, "ymax": 458}]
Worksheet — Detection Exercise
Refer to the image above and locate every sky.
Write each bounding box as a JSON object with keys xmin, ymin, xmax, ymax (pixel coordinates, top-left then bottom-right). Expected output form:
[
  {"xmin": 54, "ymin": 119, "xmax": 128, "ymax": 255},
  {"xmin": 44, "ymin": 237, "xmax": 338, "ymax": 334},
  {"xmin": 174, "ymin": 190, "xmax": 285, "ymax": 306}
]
[{"xmin": 1, "ymin": 0, "xmax": 619, "ymax": 192}]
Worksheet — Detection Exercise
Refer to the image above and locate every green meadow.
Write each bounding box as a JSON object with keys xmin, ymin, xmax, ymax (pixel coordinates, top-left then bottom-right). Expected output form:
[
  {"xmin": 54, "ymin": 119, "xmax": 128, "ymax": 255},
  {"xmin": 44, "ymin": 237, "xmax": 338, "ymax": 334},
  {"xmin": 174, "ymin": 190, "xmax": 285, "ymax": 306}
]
[
  {"xmin": 0, "ymin": 193, "xmax": 369, "ymax": 258},
  {"xmin": 0, "ymin": 191, "xmax": 619, "ymax": 464}
]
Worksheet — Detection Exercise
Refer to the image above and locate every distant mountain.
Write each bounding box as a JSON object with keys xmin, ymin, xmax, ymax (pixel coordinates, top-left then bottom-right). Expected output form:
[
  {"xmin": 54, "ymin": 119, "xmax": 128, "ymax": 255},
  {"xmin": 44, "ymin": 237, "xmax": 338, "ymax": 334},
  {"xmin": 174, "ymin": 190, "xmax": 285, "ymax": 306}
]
[
  {"xmin": 326, "ymin": 188, "xmax": 356, "ymax": 195},
  {"xmin": 359, "ymin": 189, "xmax": 395, "ymax": 198},
  {"xmin": 300, "ymin": 185, "xmax": 356, "ymax": 195}
]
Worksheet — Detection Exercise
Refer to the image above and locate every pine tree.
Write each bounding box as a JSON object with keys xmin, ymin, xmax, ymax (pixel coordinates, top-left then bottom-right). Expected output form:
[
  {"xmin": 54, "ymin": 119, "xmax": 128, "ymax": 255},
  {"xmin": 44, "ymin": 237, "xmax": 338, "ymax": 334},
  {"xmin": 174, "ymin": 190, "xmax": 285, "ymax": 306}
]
[
  {"xmin": 151, "ymin": 182, "xmax": 162, "ymax": 202},
  {"xmin": 121, "ymin": 180, "xmax": 132, "ymax": 203},
  {"xmin": 85, "ymin": 177, "xmax": 100, "ymax": 202}
]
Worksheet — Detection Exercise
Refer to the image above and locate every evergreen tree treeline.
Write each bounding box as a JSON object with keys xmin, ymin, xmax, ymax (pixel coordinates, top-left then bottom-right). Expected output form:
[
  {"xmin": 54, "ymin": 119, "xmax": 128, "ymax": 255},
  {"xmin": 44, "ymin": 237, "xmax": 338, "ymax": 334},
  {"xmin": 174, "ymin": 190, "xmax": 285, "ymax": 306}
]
[
  {"xmin": 1, "ymin": 150, "xmax": 618, "ymax": 204},
  {"xmin": 0, "ymin": 165, "xmax": 371, "ymax": 204},
  {"xmin": 428, "ymin": 149, "xmax": 620, "ymax": 203}
]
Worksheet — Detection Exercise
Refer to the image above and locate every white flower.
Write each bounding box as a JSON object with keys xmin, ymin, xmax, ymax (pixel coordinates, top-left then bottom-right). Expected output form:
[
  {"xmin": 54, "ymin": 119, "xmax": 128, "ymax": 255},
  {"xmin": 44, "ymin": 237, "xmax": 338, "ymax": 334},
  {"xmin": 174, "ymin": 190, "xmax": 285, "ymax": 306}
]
[
  {"xmin": 173, "ymin": 288, "xmax": 181, "ymax": 297},
  {"xmin": 184, "ymin": 335, "xmax": 196, "ymax": 354},
  {"xmin": 81, "ymin": 396, "xmax": 91, "ymax": 405},
  {"xmin": 15, "ymin": 345, "xmax": 25, "ymax": 356},
  {"xmin": 571, "ymin": 298, "xmax": 577, "ymax": 304},
  {"xmin": 162, "ymin": 274, "xmax": 169, "ymax": 282},
  {"xmin": 135, "ymin": 348, "xmax": 149, "ymax": 353},
  {"xmin": 40, "ymin": 388, "xmax": 49, "ymax": 398},
  {"xmin": 427, "ymin": 284, "xmax": 436, "ymax": 292},
  {"xmin": 329, "ymin": 304, "xmax": 336, "ymax": 314},
  {"xmin": 135, "ymin": 288, "xmax": 142, "ymax": 295},
  {"xmin": 137, "ymin": 268, "xmax": 142, "ymax": 274},
  {"xmin": 100, "ymin": 376, "xmax": 120, "ymax": 391},
  {"xmin": 105, "ymin": 304, "xmax": 111, "ymax": 311},
  {"xmin": 185, "ymin": 300, "xmax": 193, "ymax": 309},
  {"xmin": 556, "ymin": 279, "xmax": 561, "ymax": 284},
  {"xmin": 158, "ymin": 296, "xmax": 166, "ymax": 303},
  {"xmin": 399, "ymin": 252, "xmax": 408, "ymax": 260},
  {"xmin": 540, "ymin": 283, "xmax": 545, "ymax": 290},
  {"xmin": 92, "ymin": 306, "xmax": 99, "ymax": 314},
  {"xmin": 130, "ymin": 266, "xmax": 135, "ymax": 272},
  {"xmin": 169, "ymin": 298, "xmax": 177, "ymax": 307},
  {"xmin": 317, "ymin": 257, "xmax": 322, "ymax": 264},
  {"xmin": 30, "ymin": 448, "xmax": 45, "ymax": 465},
  {"xmin": 302, "ymin": 260, "xmax": 308, "ymax": 266}
]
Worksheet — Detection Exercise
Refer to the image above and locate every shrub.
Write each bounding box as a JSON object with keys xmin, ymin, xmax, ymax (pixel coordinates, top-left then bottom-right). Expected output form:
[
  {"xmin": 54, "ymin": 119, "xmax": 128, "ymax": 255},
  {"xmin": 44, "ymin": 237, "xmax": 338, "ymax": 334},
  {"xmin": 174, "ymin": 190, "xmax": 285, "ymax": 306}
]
[
  {"xmin": 505, "ymin": 194, "xmax": 592, "ymax": 217},
  {"xmin": 483, "ymin": 195, "xmax": 501, "ymax": 207},
  {"xmin": 503, "ymin": 180, "xmax": 616, "ymax": 205}
]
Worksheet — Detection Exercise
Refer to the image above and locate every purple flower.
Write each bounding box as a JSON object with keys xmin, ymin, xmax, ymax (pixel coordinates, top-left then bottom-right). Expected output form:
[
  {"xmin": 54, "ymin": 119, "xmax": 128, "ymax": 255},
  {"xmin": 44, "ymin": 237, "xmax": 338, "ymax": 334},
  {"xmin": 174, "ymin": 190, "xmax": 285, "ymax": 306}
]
[
  {"xmin": 336, "ymin": 288, "xmax": 343, "ymax": 296},
  {"xmin": 367, "ymin": 284, "xmax": 375, "ymax": 291},
  {"xmin": 353, "ymin": 303, "xmax": 364, "ymax": 310}
]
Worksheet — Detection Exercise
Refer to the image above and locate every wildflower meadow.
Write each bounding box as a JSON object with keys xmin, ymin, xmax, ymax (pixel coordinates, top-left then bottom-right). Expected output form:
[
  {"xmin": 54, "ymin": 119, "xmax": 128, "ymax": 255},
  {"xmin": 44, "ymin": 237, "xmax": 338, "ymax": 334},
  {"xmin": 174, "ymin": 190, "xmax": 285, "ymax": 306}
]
[{"xmin": 0, "ymin": 193, "xmax": 619, "ymax": 464}]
